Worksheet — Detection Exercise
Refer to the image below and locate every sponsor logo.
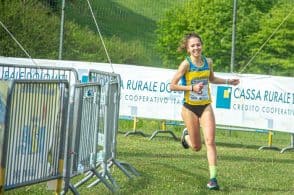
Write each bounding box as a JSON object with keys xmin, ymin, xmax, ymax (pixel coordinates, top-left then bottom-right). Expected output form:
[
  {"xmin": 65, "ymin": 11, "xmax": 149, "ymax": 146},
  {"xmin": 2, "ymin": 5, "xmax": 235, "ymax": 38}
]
[{"xmin": 216, "ymin": 86, "xmax": 232, "ymax": 109}]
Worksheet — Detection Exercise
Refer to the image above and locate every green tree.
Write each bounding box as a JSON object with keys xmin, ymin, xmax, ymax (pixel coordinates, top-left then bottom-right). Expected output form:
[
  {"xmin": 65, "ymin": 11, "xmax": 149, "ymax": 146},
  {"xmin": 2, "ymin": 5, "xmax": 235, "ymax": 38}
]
[
  {"xmin": 0, "ymin": 0, "xmax": 60, "ymax": 59},
  {"xmin": 244, "ymin": 0, "xmax": 294, "ymax": 76},
  {"xmin": 155, "ymin": 0, "xmax": 293, "ymax": 76},
  {"xmin": 156, "ymin": 0, "xmax": 238, "ymax": 70}
]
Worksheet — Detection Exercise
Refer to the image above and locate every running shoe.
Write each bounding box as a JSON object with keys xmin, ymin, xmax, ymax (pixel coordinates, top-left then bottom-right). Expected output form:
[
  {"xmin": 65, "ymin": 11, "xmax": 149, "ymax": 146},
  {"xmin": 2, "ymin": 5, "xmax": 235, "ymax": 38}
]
[
  {"xmin": 207, "ymin": 178, "xmax": 220, "ymax": 190},
  {"xmin": 181, "ymin": 128, "xmax": 189, "ymax": 149}
]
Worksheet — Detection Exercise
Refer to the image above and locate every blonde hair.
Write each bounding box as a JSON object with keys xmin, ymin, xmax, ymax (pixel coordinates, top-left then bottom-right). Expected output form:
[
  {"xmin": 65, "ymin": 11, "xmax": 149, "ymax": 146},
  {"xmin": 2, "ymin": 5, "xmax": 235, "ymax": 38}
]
[{"xmin": 177, "ymin": 32, "xmax": 203, "ymax": 53}]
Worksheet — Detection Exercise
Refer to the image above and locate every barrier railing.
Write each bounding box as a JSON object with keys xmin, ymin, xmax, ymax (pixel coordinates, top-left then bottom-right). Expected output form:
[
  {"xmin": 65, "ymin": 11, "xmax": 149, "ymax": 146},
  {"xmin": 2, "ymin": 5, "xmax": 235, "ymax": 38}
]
[
  {"xmin": 62, "ymin": 82, "xmax": 117, "ymax": 193},
  {"xmin": 0, "ymin": 80, "xmax": 69, "ymax": 194},
  {"xmin": 0, "ymin": 63, "xmax": 79, "ymax": 87},
  {"xmin": 81, "ymin": 70, "xmax": 139, "ymax": 190},
  {"xmin": 86, "ymin": 81, "xmax": 121, "ymax": 191},
  {"xmin": 0, "ymin": 63, "xmax": 138, "ymax": 193},
  {"xmin": 0, "ymin": 63, "xmax": 80, "ymax": 193}
]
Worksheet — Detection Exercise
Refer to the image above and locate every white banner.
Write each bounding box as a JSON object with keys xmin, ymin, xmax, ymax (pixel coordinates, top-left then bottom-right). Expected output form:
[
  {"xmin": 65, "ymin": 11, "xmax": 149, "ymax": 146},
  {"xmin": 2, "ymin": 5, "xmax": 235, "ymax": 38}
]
[
  {"xmin": 1, "ymin": 57, "xmax": 293, "ymax": 133},
  {"xmin": 98, "ymin": 64, "xmax": 183, "ymax": 120},
  {"xmin": 211, "ymin": 74, "xmax": 294, "ymax": 133}
]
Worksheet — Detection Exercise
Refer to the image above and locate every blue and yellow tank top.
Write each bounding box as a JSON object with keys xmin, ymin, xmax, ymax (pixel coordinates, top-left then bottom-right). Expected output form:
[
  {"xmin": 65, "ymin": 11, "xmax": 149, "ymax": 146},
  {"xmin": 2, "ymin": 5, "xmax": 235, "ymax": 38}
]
[{"xmin": 181, "ymin": 56, "xmax": 212, "ymax": 105}]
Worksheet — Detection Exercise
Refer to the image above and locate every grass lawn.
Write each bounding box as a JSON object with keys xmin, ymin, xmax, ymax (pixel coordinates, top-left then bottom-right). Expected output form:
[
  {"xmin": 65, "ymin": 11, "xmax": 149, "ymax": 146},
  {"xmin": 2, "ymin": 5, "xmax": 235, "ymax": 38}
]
[
  {"xmin": 108, "ymin": 126, "xmax": 294, "ymax": 195},
  {"xmin": 7, "ymin": 120, "xmax": 294, "ymax": 194}
]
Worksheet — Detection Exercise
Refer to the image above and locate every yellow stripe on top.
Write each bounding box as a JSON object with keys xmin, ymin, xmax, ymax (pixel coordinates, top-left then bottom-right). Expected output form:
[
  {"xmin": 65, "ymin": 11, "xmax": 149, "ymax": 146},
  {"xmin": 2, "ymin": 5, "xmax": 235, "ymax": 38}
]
[{"xmin": 183, "ymin": 56, "xmax": 212, "ymax": 105}]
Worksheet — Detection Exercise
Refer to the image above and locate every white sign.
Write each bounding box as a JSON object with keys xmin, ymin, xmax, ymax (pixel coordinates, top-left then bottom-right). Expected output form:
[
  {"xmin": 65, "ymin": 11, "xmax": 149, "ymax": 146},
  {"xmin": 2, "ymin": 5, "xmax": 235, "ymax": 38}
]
[
  {"xmin": 99, "ymin": 64, "xmax": 183, "ymax": 120},
  {"xmin": 1, "ymin": 57, "xmax": 293, "ymax": 133},
  {"xmin": 211, "ymin": 74, "xmax": 294, "ymax": 133}
]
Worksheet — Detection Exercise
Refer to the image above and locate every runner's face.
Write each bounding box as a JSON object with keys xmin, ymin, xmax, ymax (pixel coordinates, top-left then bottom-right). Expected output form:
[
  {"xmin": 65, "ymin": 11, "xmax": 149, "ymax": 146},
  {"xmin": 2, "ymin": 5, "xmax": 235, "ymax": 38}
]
[{"xmin": 187, "ymin": 37, "xmax": 202, "ymax": 57}]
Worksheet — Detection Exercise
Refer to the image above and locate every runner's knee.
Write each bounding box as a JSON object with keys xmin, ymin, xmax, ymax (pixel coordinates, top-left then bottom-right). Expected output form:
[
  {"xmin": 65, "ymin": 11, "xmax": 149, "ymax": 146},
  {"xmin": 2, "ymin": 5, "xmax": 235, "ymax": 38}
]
[
  {"xmin": 190, "ymin": 144, "xmax": 202, "ymax": 151},
  {"xmin": 205, "ymin": 138, "xmax": 215, "ymax": 147}
]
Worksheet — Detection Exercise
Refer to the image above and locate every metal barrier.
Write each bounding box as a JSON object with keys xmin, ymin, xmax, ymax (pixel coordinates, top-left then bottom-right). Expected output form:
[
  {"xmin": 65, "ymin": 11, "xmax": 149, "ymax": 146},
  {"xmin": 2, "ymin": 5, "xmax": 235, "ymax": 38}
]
[
  {"xmin": 0, "ymin": 63, "xmax": 79, "ymax": 194},
  {"xmin": 86, "ymin": 81, "xmax": 121, "ymax": 191},
  {"xmin": 0, "ymin": 80, "xmax": 69, "ymax": 193},
  {"xmin": 74, "ymin": 70, "xmax": 139, "ymax": 190},
  {"xmin": 0, "ymin": 63, "xmax": 138, "ymax": 193},
  {"xmin": 62, "ymin": 82, "xmax": 116, "ymax": 194}
]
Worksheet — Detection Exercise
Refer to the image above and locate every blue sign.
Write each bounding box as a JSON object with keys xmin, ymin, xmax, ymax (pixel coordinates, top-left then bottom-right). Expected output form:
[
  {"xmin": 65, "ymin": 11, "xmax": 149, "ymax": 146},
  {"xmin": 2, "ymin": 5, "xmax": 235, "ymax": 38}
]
[{"xmin": 216, "ymin": 86, "xmax": 232, "ymax": 109}]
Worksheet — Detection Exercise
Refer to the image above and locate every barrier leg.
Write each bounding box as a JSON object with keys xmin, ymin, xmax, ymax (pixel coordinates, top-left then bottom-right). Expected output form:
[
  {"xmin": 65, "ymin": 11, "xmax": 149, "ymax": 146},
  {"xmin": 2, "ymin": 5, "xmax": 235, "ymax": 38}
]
[
  {"xmin": 74, "ymin": 172, "xmax": 94, "ymax": 188},
  {"xmin": 124, "ymin": 117, "xmax": 146, "ymax": 137},
  {"xmin": 116, "ymin": 161, "xmax": 140, "ymax": 176},
  {"xmin": 280, "ymin": 134, "xmax": 294, "ymax": 153},
  {"xmin": 108, "ymin": 160, "xmax": 132, "ymax": 179},
  {"xmin": 88, "ymin": 168, "xmax": 117, "ymax": 193},
  {"xmin": 149, "ymin": 120, "xmax": 178, "ymax": 141},
  {"xmin": 61, "ymin": 182, "xmax": 80, "ymax": 195},
  {"xmin": 68, "ymin": 183, "xmax": 80, "ymax": 195},
  {"xmin": 0, "ymin": 167, "xmax": 5, "ymax": 194},
  {"xmin": 104, "ymin": 170, "xmax": 119, "ymax": 189},
  {"xmin": 258, "ymin": 131, "xmax": 280, "ymax": 151},
  {"xmin": 55, "ymin": 159, "xmax": 65, "ymax": 195},
  {"xmin": 109, "ymin": 158, "xmax": 140, "ymax": 178}
]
